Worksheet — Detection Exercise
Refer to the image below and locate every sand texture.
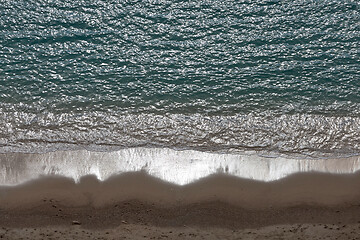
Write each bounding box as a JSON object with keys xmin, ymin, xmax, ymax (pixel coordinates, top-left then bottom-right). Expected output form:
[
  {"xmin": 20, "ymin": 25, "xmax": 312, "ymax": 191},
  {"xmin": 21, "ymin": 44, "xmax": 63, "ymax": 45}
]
[
  {"xmin": 1, "ymin": 171, "xmax": 360, "ymax": 239},
  {"xmin": 1, "ymin": 224, "xmax": 360, "ymax": 240}
]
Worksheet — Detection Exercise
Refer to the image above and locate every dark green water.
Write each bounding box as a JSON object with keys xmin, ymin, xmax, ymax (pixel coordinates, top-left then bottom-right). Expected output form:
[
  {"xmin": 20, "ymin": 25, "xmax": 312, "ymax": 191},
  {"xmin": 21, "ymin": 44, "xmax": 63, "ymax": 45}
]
[{"xmin": 0, "ymin": 0, "xmax": 359, "ymax": 156}]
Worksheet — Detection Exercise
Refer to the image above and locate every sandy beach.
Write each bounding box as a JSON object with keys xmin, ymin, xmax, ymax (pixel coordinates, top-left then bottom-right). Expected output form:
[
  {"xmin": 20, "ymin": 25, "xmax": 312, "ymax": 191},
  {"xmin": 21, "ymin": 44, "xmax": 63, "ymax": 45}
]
[
  {"xmin": 1, "ymin": 203, "xmax": 360, "ymax": 240},
  {"xmin": 1, "ymin": 171, "xmax": 360, "ymax": 239}
]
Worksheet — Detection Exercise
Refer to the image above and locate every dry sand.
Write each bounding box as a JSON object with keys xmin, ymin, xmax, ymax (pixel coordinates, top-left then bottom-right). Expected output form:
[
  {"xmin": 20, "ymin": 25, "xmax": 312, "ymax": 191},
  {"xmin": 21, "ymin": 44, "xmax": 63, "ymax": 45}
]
[
  {"xmin": 1, "ymin": 171, "xmax": 360, "ymax": 239},
  {"xmin": 1, "ymin": 223, "xmax": 360, "ymax": 240}
]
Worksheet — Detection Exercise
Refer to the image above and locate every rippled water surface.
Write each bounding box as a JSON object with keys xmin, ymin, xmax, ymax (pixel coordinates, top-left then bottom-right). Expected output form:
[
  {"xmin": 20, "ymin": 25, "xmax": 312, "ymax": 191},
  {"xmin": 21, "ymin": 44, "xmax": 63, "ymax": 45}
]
[{"xmin": 0, "ymin": 0, "xmax": 359, "ymax": 156}]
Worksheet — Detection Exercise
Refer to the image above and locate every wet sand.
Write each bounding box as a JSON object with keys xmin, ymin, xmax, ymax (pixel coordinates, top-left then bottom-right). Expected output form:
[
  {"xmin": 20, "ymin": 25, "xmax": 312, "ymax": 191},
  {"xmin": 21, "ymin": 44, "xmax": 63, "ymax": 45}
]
[{"xmin": 1, "ymin": 171, "xmax": 360, "ymax": 239}]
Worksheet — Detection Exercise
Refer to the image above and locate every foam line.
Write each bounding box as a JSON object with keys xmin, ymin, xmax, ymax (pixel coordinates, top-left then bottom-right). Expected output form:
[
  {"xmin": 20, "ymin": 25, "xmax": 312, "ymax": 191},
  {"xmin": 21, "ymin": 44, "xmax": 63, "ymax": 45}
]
[{"xmin": 1, "ymin": 148, "xmax": 360, "ymax": 185}]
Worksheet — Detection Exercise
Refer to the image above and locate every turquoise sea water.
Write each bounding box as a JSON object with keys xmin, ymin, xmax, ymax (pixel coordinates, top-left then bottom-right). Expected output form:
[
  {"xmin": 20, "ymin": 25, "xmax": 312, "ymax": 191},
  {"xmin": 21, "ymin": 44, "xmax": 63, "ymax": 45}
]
[{"xmin": 0, "ymin": 0, "xmax": 359, "ymax": 157}]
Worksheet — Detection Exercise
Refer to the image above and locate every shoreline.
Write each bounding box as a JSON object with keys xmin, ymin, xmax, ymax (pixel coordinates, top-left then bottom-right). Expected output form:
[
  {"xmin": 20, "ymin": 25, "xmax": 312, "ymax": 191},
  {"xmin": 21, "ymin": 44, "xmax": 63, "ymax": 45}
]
[
  {"xmin": 1, "ymin": 171, "xmax": 360, "ymax": 208},
  {"xmin": 1, "ymin": 148, "xmax": 360, "ymax": 186}
]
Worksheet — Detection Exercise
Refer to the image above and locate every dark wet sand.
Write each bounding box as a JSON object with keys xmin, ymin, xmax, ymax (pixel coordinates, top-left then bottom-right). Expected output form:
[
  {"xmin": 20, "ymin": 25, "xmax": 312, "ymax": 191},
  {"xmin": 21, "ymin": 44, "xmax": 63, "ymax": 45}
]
[{"xmin": 1, "ymin": 171, "xmax": 360, "ymax": 239}]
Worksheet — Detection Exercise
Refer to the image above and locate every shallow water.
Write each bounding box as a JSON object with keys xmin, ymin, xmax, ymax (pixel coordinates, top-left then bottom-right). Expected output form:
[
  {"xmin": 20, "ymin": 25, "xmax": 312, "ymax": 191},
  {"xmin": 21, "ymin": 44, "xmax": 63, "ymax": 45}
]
[{"xmin": 1, "ymin": 0, "xmax": 359, "ymax": 158}]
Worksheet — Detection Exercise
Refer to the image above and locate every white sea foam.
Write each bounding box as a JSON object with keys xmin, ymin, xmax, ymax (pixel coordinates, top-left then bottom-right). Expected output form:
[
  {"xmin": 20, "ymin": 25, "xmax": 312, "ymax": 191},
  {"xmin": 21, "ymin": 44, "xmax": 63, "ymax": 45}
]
[{"xmin": 1, "ymin": 147, "xmax": 359, "ymax": 186}]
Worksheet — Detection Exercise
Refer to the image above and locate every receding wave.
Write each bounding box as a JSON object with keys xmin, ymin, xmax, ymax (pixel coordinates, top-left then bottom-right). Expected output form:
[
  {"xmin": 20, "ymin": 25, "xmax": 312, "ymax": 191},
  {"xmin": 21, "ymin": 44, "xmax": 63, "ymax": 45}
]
[{"xmin": 0, "ymin": 112, "xmax": 359, "ymax": 157}]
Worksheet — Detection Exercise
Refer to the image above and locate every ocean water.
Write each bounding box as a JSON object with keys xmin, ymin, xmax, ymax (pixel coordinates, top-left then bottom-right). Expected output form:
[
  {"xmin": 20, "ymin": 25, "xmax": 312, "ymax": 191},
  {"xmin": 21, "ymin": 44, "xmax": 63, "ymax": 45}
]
[{"xmin": 0, "ymin": 0, "xmax": 360, "ymax": 184}]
